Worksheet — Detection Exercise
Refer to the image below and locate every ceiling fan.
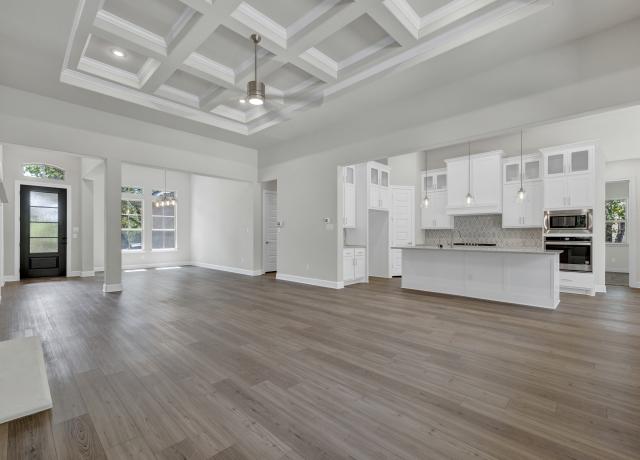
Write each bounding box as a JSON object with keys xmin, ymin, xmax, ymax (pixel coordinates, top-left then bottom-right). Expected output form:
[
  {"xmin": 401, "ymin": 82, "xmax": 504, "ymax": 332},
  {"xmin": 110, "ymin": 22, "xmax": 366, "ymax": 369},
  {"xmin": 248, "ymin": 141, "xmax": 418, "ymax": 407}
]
[{"xmin": 227, "ymin": 33, "xmax": 324, "ymax": 114}]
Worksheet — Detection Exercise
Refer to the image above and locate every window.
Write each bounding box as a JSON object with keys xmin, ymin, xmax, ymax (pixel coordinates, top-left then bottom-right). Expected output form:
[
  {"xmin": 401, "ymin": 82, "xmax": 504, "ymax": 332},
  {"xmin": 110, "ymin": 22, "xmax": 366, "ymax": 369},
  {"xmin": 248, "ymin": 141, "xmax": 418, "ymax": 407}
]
[
  {"xmin": 152, "ymin": 191, "xmax": 176, "ymax": 250},
  {"xmin": 121, "ymin": 186, "xmax": 143, "ymax": 195},
  {"xmin": 22, "ymin": 163, "xmax": 65, "ymax": 180},
  {"xmin": 121, "ymin": 199, "xmax": 143, "ymax": 250},
  {"xmin": 606, "ymin": 199, "xmax": 627, "ymax": 244}
]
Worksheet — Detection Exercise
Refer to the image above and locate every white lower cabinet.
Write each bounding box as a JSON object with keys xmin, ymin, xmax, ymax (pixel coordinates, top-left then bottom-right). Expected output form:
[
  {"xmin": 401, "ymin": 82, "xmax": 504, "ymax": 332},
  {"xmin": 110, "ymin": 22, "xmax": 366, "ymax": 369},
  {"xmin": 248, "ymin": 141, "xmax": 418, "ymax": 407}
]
[
  {"xmin": 391, "ymin": 249, "xmax": 402, "ymax": 276},
  {"xmin": 343, "ymin": 248, "xmax": 366, "ymax": 284},
  {"xmin": 559, "ymin": 271, "xmax": 595, "ymax": 296}
]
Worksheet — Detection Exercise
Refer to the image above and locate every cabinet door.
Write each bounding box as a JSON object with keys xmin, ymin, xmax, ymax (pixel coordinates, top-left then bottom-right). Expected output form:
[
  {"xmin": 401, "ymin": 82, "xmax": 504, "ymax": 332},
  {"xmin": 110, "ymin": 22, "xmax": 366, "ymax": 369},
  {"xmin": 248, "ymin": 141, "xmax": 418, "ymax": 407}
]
[
  {"xmin": 567, "ymin": 175, "xmax": 593, "ymax": 208},
  {"xmin": 390, "ymin": 249, "xmax": 401, "ymax": 277},
  {"xmin": 424, "ymin": 174, "xmax": 434, "ymax": 192},
  {"xmin": 370, "ymin": 167, "xmax": 379, "ymax": 185},
  {"xmin": 380, "ymin": 170, "xmax": 389, "ymax": 187},
  {"xmin": 433, "ymin": 193, "xmax": 453, "ymax": 228},
  {"xmin": 544, "ymin": 176, "xmax": 567, "ymax": 209},
  {"xmin": 546, "ymin": 153, "xmax": 566, "ymax": 176},
  {"xmin": 446, "ymin": 159, "xmax": 468, "ymax": 209},
  {"xmin": 569, "ymin": 149, "xmax": 590, "ymax": 174},
  {"xmin": 379, "ymin": 187, "xmax": 390, "ymax": 210},
  {"xmin": 504, "ymin": 163, "xmax": 520, "ymax": 184},
  {"xmin": 435, "ymin": 173, "xmax": 447, "ymax": 190},
  {"xmin": 472, "ymin": 155, "xmax": 501, "ymax": 206},
  {"xmin": 343, "ymin": 255, "xmax": 355, "ymax": 281},
  {"xmin": 523, "ymin": 181, "xmax": 544, "ymax": 227},
  {"xmin": 524, "ymin": 159, "xmax": 541, "ymax": 181},
  {"xmin": 355, "ymin": 254, "xmax": 367, "ymax": 279},
  {"xmin": 344, "ymin": 183, "xmax": 356, "ymax": 227},
  {"xmin": 502, "ymin": 183, "xmax": 523, "ymax": 227},
  {"xmin": 421, "ymin": 204, "xmax": 436, "ymax": 229},
  {"xmin": 369, "ymin": 185, "xmax": 379, "ymax": 209}
]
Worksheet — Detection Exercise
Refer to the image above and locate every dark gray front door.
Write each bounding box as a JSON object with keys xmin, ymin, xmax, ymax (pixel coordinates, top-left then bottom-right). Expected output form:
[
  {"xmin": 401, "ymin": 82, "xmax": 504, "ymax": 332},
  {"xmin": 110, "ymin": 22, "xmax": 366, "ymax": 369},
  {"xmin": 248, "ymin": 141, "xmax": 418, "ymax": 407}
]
[{"xmin": 19, "ymin": 185, "xmax": 67, "ymax": 278}]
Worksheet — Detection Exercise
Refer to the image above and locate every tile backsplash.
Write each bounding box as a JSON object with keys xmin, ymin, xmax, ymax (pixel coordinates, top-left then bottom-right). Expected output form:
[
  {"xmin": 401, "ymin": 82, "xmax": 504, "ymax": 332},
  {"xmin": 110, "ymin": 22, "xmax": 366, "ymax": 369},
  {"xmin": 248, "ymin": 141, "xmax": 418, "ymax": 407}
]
[{"xmin": 423, "ymin": 215, "xmax": 543, "ymax": 248}]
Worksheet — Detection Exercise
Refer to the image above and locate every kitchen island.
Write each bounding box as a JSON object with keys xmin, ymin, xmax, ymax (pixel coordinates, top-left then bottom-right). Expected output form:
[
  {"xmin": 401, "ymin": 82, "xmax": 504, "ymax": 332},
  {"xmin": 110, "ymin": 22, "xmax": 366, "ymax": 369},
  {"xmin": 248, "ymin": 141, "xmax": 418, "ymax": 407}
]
[{"xmin": 395, "ymin": 245, "xmax": 561, "ymax": 309}]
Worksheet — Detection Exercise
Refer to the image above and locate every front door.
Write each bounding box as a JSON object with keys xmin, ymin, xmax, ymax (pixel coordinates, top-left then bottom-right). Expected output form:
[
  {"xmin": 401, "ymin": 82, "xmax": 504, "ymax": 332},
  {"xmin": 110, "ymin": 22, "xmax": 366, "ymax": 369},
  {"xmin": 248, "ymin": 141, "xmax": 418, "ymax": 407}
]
[{"xmin": 20, "ymin": 185, "xmax": 67, "ymax": 278}]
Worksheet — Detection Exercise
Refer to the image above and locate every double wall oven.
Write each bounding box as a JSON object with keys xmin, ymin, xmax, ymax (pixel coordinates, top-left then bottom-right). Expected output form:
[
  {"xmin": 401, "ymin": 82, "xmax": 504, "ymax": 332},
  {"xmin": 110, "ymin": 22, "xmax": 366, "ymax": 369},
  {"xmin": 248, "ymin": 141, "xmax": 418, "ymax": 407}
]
[{"xmin": 544, "ymin": 210, "xmax": 593, "ymax": 272}]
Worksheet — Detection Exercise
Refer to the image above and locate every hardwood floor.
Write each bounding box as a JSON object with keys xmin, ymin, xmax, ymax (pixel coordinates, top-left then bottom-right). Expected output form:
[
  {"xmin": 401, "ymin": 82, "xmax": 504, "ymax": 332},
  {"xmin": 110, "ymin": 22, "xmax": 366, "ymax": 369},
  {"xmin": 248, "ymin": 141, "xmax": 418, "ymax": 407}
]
[{"xmin": 1, "ymin": 267, "xmax": 639, "ymax": 459}]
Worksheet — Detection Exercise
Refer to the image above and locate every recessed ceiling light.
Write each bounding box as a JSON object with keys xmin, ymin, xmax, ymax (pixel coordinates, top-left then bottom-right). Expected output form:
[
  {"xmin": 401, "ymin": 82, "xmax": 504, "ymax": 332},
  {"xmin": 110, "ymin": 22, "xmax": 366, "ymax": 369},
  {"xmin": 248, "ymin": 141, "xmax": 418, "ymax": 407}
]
[{"xmin": 111, "ymin": 48, "xmax": 125, "ymax": 58}]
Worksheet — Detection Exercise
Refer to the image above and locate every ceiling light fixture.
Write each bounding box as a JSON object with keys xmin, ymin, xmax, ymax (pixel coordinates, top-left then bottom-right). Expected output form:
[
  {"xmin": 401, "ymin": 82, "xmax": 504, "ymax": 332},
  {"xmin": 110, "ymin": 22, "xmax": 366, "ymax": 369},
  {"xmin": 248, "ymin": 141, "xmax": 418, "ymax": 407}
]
[
  {"xmin": 517, "ymin": 130, "xmax": 526, "ymax": 201},
  {"xmin": 245, "ymin": 34, "xmax": 265, "ymax": 106},
  {"xmin": 153, "ymin": 169, "xmax": 177, "ymax": 208},
  {"xmin": 111, "ymin": 48, "xmax": 125, "ymax": 58},
  {"xmin": 465, "ymin": 142, "xmax": 473, "ymax": 206}
]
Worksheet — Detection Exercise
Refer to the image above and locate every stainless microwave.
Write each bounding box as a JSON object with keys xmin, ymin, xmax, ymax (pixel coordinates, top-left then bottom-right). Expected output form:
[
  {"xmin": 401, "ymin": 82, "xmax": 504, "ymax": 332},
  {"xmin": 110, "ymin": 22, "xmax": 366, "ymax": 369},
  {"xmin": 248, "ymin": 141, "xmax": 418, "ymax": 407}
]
[{"xmin": 544, "ymin": 210, "xmax": 593, "ymax": 234}]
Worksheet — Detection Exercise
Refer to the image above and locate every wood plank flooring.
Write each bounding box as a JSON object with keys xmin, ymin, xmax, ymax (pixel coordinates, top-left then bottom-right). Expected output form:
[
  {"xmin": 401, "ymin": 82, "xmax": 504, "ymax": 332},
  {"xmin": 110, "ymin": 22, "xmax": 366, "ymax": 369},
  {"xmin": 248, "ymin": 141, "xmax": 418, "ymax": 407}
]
[{"xmin": 0, "ymin": 267, "xmax": 639, "ymax": 459}]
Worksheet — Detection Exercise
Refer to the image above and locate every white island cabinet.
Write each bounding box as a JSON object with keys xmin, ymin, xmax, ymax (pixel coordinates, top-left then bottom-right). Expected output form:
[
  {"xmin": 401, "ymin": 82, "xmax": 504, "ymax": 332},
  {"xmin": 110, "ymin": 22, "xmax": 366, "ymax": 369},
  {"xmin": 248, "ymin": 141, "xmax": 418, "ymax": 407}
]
[{"xmin": 396, "ymin": 246, "xmax": 560, "ymax": 309}]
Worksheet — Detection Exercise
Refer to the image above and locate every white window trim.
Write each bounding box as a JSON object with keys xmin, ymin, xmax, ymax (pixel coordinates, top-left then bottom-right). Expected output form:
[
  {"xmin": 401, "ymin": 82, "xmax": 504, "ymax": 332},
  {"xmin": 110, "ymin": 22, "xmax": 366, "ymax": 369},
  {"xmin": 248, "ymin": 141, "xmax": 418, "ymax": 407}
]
[
  {"xmin": 121, "ymin": 197, "xmax": 144, "ymax": 252},
  {"xmin": 151, "ymin": 192, "xmax": 178, "ymax": 252}
]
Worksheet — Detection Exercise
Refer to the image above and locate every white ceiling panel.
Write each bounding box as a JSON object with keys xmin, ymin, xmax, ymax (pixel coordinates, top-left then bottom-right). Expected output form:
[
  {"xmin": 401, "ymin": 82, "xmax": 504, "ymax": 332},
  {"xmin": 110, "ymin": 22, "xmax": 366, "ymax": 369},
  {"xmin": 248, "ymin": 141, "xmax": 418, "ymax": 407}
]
[
  {"xmin": 407, "ymin": 0, "xmax": 453, "ymax": 17},
  {"xmin": 242, "ymin": 0, "xmax": 327, "ymax": 29},
  {"xmin": 197, "ymin": 26, "xmax": 255, "ymax": 71},
  {"xmin": 84, "ymin": 34, "xmax": 147, "ymax": 74},
  {"xmin": 166, "ymin": 70, "xmax": 215, "ymax": 97},
  {"xmin": 315, "ymin": 15, "xmax": 392, "ymax": 64},
  {"xmin": 267, "ymin": 64, "xmax": 317, "ymax": 93},
  {"xmin": 102, "ymin": 0, "xmax": 192, "ymax": 38}
]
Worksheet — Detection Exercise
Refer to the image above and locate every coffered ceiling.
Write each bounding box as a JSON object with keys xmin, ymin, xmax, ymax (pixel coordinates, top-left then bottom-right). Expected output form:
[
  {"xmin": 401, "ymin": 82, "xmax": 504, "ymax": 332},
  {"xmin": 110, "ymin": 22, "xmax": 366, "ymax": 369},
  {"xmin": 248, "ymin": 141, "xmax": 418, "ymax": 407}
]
[{"xmin": 61, "ymin": 0, "xmax": 551, "ymax": 136}]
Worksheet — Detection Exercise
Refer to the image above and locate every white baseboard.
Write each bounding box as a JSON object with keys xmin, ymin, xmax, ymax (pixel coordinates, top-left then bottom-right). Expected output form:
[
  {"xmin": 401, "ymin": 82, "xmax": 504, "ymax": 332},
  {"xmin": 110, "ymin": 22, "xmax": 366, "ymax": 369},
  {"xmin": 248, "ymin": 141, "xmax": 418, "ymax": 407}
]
[
  {"xmin": 3, "ymin": 275, "xmax": 18, "ymax": 283},
  {"xmin": 595, "ymin": 284, "xmax": 607, "ymax": 293},
  {"xmin": 68, "ymin": 271, "xmax": 81, "ymax": 277},
  {"xmin": 123, "ymin": 261, "xmax": 191, "ymax": 270},
  {"xmin": 81, "ymin": 271, "xmax": 95, "ymax": 278},
  {"xmin": 102, "ymin": 283, "xmax": 122, "ymax": 293},
  {"xmin": 94, "ymin": 267, "xmax": 104, "ymax": 272},
  {"xmin": 192, "ymin": 262, "xmax": 262, "ymax": 276},
  {"xmin": 276, "ymin": 273, "xmax": 344, "ymax": 289}
]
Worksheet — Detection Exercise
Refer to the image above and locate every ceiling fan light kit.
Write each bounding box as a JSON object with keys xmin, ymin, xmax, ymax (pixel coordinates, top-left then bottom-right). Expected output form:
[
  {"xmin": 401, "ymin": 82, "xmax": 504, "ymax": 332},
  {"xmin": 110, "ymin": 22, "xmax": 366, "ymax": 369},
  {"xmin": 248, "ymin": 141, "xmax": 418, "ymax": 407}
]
[{"xmin": 243, "ymin": 33, "xmax": 265, "ymax": 106}]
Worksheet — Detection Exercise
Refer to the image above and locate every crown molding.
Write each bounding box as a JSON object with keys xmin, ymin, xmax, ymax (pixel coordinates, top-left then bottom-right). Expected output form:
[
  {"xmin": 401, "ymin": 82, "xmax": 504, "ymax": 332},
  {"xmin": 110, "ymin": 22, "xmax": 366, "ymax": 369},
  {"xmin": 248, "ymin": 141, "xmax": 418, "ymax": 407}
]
[{"xmin": 94, "ymin": 9, "xmax": 167, "ymax": 56}]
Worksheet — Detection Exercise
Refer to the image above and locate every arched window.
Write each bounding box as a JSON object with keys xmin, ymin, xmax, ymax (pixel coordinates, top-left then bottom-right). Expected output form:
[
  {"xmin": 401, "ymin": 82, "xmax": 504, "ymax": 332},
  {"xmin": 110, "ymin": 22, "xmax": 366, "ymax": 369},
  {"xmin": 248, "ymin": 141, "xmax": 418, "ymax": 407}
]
[{"xmin": 22, "ymin": 164, "xmax": 65, "ymax": 180}]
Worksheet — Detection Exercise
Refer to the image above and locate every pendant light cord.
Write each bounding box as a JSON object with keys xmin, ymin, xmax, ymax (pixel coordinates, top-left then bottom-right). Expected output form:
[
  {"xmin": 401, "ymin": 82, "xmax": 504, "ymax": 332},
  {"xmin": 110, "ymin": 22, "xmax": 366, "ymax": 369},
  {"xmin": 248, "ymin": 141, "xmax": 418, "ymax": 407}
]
[
  {"xmin": 520, "ymin": 130, "xmax": 524, "ymax": 189},
  {"xmin": 467, "ymin": 142, "xmax": 471, "ymax": 194}
]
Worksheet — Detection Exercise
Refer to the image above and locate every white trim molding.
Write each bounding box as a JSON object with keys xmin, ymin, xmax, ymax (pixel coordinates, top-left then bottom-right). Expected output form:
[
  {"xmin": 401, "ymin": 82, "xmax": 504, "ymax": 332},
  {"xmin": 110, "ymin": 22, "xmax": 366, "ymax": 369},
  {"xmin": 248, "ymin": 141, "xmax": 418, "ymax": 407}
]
[
  {"xmin": 102, "ymin": 283, "xmax": 123, "ymax": 293},
  {"xmin": 192, "ymin": 262, "xmax": 263, "ymax": 276},
  {"xmin": 80, "ymin": 271, "xmax": 95, "ymax": 277},
  {"xmin": 276, "ymin": 273, "xmax": 344, "ymax": 289}
]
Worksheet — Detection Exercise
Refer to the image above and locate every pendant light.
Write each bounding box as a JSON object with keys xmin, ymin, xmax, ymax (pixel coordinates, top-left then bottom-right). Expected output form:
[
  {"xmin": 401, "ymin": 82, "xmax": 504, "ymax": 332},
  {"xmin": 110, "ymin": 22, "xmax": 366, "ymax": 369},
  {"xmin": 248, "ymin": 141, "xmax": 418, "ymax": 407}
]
[
  {"xmin": 465, "ymin": 142, "xmax": 473, "ymax": 206},
  {"xmin": 153, "ymin": 169, "xmax": 176, "ymax": 208},
  {"xmin": 423, "ymin": 152, "xmax": 430, "ymax": 207},
  {"xmin": 243, "ymin": 34, "xmax": 265, "ymax": 106},
  {"xmin": 517, "ymin": 130, "xmax": 526, "ymax": 201}
]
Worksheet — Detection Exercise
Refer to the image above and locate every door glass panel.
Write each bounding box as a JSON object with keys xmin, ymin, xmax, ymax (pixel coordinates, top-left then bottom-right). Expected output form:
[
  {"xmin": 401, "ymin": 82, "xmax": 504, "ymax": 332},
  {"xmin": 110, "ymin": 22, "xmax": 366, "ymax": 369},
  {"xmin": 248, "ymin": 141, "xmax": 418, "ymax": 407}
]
[
  {"xmin": 381, "ymin": 171, "xmax": 389, "ymax": 187},
  {"xmin": 30, "ymin": 238, "xmax": 58, "ymax": 253},
  {"xmin": 571, "ymin": 150, "xmax": 589, "ymax": 172},
  {"xmin": 346, "ymin": 167, "xmax": 354, "ymax": 184},
  {"xmin": 525, "ymin": 160, "xmax": 540, "ymax": 180},
  {"xmin": 30, "ymin": 222, "xmax": 57, "ymax": 237},
  {"xmin": 425, "ymin": 175, "xmax": 434, "ymax": 191},
  {"xmin": 30, "ymin": 191, "xmax": 58, "ymax": 207},
  {"xmin": 505, "ymin": 164, "xmax": 519, "ymax": 182},
  {"xmin": 547, "ymin": 154, "xmax": 564, "ymax": 175},
  {"xmin": 436, "ymin": 174, "xmax": 447, "ymax": 189},
  {"xmin": 370, "ymin": 168, "xmax": 379, "ymax": 185},
  {"xmin": 30, "ymin": 206, "xmax": 58, "ymax": 222}
]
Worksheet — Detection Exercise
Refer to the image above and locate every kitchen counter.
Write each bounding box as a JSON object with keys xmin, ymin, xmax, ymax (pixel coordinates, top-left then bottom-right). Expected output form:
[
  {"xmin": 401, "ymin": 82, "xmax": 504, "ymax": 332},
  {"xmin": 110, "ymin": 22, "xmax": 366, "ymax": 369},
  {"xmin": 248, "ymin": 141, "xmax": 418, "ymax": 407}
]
[
  {"xmin": 344, "ymin": 244, "xmax": 366, "ymax": 249},
  {"xmin": 393, "ymin": 245, "xmax": 562, "ymax": 255},
  {"xmin": 396, "ymin": 245, "xmax": 560, "ymax": 309}
]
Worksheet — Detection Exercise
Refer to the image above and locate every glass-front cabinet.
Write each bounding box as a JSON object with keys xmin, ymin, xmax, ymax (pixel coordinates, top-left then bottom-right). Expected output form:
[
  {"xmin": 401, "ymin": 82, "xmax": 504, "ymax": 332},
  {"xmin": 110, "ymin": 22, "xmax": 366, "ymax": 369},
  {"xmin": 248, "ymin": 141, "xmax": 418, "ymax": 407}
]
[
  {"xmin": 541, "ymin": 143, "xmax": 595, "ymax": 210},
  {"xmin": 368, "ymin": 162, "xmax": 390, "ymax": 210}
]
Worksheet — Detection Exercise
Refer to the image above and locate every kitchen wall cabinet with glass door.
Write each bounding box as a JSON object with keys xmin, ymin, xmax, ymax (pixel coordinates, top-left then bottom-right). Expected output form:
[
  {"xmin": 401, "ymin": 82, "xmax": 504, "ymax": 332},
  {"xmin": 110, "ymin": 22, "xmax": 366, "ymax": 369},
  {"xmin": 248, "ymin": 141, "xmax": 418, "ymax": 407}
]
[
  {"xmin": 541, "ymin": 143, "xmax": 595, "ymax": 210},
  {"xmin": 342, "ymin": 165, "xmax": 356, "ymax": 228},
  {"xmin": 421, "ymin": 169, "xmax": 453, "ymax": 229},
  {"xmin": 502, "ymin": 154, "xmax": 544, "ymax": 228},
  {"xmin": 368, "ymin": 162, "xmax": 390, "ymax": 211}
]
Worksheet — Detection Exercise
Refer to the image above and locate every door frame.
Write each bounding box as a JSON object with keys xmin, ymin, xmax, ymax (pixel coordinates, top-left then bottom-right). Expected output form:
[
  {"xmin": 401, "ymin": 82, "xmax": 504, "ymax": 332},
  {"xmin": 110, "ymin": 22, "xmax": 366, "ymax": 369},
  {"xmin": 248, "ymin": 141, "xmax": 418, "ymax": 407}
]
[
  {"xmin": 15, "ymin": 180, "xmax": 73, "ymax": 281},
  {"xmin": 604, "ymin": 177, "xmax": 636, "ymax": 288},
  {"xmin": 262, "ymin": 190, "xmax": 277, "ymax": 273},
  {"xmin": 390, "ymin": 185, "xmax": 416, "ymax": 246}
]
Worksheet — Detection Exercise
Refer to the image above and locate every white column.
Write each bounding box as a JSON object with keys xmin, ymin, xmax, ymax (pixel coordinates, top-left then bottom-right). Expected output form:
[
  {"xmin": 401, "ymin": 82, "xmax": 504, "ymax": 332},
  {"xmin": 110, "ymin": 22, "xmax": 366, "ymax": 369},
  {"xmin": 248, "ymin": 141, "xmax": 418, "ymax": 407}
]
[
  {"xmin": 80, "ymin": 178, "xmax": 94, "ymax": 277},
  {"xmin": 103, "ymin": 158, "xmax": 122, "ymax": 292}
]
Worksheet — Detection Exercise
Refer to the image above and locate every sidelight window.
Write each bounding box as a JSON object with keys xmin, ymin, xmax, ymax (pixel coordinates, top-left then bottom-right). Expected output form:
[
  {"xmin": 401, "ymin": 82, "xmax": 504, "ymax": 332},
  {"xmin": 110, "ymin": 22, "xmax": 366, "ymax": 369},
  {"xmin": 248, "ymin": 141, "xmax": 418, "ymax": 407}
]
[{"xmin": 605, "ymin": 199, "xmax": 627, "ymax": 244}]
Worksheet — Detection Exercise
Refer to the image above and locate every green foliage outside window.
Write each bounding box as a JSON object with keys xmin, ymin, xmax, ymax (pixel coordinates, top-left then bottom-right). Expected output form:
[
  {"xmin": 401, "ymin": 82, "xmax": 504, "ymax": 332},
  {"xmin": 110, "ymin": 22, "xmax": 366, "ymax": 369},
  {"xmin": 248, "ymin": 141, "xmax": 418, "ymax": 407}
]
[
  {"xmin": 605, "ymin": 199, "xmax": 627, "ymax": 244},
  {"xmin": 22, "ymin": 163, "xmax": 65, "ymax": 180}
]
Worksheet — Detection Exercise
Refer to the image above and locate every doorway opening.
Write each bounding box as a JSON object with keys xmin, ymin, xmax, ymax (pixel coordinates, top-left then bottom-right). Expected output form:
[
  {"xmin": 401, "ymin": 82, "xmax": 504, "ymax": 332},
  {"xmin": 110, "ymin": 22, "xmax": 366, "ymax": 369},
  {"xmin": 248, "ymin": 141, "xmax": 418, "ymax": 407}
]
[
  {"xmin": 262, "ymin": 180, "xmax": 278, "ymax": 274},
  {"xmin": 605, "ymin": 180, "xmax": 630, "ymax": 287},
  {"xmin": 19, "ymin": 185, "xmax": 68, "ymax": 278}
]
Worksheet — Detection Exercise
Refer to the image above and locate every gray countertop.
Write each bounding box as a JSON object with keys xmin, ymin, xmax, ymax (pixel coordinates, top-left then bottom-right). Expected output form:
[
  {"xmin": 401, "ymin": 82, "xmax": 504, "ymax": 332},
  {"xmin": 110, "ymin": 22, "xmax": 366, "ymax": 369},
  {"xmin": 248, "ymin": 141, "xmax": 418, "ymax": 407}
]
[
  {"xmin": 392, "ymin": 245, "xmax": 562, "ymax": 255},
  {"xmin": 344, "ymin": 244, "xmax": 366, "ymax": 248}
]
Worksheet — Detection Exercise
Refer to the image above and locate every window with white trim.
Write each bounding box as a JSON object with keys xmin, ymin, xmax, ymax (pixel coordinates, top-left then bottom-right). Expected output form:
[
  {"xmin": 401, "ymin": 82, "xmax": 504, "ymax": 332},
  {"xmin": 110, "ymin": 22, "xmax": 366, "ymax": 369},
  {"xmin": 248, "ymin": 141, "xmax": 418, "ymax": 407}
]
[
  {"xmin": 605, "ymin": 199, "xmax": 627, "ymax": 244},
  {"xmin": 152, "ymin": 190, "xmax": 176, "ymax": 250},
  {"xmin": 121, "ymin": 187, "xmax": 144, "ymax": 251},
  {"xmin": 22, "ymin": 163, "xmax": 65, "ymax": 180}
]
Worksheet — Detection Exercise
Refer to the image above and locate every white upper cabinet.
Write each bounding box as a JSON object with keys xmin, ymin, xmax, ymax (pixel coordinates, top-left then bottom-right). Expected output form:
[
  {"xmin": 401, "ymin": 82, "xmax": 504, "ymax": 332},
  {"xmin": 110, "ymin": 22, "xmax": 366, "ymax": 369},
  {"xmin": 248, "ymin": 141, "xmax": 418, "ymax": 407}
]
[
  {"xmin": 368, "ymin": 162, "xmax": 391, "ymax": 211},
  {"xmin": 343, "ymin": 165, "xmax": 356, "ymax": 228},
  {"xmin": 446, "ymin": 151, "xmax": 503, "ymax": 215},
  {"xmin": 502, "ymin": 155, "xmax": 543, "ymax": 228},
  {"xmin": 421, "ymin": 169, "xmax": 453, "ymax": 229},
  {"xmin": 542, "ymin": 143, "xmax": 595, "ymax": 210}
]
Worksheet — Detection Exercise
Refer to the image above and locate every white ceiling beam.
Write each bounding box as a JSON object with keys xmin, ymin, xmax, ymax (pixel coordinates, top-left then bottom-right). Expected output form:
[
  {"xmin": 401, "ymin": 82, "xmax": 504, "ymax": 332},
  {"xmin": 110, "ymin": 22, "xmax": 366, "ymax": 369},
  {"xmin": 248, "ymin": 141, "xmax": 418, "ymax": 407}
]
[
  {"xmin": 175, "ymin": 0, "xmax": 213, "ymax": 14},
  {"xmin": 62, "ymin": 0, "xmax": 104, "ymax": 70},
  {"xmin": 140, "ymin": 0, "xmax": 243, "ymax": 93},
  {"xmin": 355, "ymin": 0, "xmax": 416, "ymax": 47}
]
